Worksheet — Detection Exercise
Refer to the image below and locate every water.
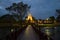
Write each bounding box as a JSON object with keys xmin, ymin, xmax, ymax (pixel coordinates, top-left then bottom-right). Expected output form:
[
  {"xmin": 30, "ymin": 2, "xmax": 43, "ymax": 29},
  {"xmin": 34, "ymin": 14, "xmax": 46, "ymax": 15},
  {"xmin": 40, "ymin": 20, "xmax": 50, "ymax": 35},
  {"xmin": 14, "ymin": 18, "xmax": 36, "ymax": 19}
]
[
  {"xmin": 40, "ymin": 26, "xmax": 60, "ymax": 40},
  {"xmin": 0, "ymin": 26, "xmax": 60, "ymax": 40}
]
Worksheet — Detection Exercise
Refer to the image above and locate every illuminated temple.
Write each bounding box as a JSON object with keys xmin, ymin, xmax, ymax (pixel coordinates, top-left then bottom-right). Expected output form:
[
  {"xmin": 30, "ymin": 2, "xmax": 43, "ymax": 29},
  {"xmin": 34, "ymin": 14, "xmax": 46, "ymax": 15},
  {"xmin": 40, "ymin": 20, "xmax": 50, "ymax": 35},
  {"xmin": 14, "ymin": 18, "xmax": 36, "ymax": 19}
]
[
  {"xmin": 26, "ymin": 13, "xmax": 35, "ymax": 23},
  {"xmin": 26, "ymin": 13, "xmax": 33, "ymax": 21},
  {"xmin": 25, "ymin": 12, "xmax": 55, "ymax": 24}
]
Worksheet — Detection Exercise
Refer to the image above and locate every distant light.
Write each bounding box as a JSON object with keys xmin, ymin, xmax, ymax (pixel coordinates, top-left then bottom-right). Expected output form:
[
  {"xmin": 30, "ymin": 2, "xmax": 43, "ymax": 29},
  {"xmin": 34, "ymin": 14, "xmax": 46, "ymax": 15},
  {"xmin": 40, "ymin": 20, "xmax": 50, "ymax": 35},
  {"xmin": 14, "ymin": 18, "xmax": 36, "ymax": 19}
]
[
  {"xmin": 45, "ymin": 29, "xmax": 50, "ymax": 36},
  {"xmin": 11, "ymin": 29, "xmax": 14, "ymax": 32},
  {"xmin": 46, "ymin": 18, "xmax": 49, "ymax": 20},
  {"xmin": 26, "ymin": 13, "xmax": 33, "ymax": 21}
]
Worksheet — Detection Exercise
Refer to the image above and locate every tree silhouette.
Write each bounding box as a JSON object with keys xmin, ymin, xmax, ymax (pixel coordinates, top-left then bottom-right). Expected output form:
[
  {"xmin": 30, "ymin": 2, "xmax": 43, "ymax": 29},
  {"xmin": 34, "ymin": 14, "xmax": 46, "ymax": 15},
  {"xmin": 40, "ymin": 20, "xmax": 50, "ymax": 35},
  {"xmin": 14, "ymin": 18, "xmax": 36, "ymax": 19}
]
[
  {"xmin": 0, "ymin": 14, "xmax": 16, "ymax": 23},
  {"xmin": 49, "ymin": 16, "xmax": 55, "ymax": 20},
  {"xmin": 6, "ymin": 2, "xmax": 31, "ymax": 27},
  {"xmin": 56, "ymin": 9, "xmax": 60, "ymax": 15},
  {"xmin": 56, "ymin": 15, "xmax": 60, "ymax": 23},
  {"xmin": 49, "ymin": 16, "xmax": 55, "ymax": 23},
  {"xmin": 56, "ymin": 9, "xmax": 60, "ymax": 23}
]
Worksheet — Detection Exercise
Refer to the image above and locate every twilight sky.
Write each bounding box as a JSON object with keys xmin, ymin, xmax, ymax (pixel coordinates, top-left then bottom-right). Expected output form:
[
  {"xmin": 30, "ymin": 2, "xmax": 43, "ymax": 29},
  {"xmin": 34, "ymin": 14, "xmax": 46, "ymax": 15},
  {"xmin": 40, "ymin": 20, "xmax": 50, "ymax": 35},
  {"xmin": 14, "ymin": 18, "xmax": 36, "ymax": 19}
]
[{"xmin": 0, "ymin": 0, "xmax": 60, "ymax": 19}]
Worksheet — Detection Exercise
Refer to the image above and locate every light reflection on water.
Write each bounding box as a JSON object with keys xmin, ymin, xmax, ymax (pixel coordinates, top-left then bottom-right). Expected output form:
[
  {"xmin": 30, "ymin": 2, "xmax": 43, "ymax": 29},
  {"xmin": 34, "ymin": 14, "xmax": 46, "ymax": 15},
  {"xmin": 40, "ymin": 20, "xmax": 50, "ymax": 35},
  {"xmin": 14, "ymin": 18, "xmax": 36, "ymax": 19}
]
[{"xmin": 40, "ymin": 26, "xmax": 60, "ymax": 40}]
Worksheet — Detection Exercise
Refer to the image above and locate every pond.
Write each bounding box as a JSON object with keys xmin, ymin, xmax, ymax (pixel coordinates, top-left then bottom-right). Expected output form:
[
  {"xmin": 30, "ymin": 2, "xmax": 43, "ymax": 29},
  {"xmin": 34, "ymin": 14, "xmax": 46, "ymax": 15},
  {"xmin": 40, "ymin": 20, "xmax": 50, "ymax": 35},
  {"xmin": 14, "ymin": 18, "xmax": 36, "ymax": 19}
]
[{"xmin": 40, "ymin": 26, "xmax": 60, "ymax": 40}]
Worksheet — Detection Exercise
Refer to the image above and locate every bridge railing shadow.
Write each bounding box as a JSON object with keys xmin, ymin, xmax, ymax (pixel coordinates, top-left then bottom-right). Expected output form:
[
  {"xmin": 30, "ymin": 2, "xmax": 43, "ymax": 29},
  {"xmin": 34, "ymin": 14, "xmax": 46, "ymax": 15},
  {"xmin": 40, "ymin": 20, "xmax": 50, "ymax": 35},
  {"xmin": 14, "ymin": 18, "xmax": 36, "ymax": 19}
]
[{"xmin": 5, "ymin": 25, "xmax": 28, "ymax": 40}]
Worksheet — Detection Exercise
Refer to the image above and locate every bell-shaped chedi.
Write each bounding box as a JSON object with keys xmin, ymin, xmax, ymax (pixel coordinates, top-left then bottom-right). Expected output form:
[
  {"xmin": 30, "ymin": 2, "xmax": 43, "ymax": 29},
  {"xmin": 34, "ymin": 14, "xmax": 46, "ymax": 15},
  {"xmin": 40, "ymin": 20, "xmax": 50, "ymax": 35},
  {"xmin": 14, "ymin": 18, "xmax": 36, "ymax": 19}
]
[{"xmin": 25, "ymin": 13, "xmax": 35, "ymax": 23}]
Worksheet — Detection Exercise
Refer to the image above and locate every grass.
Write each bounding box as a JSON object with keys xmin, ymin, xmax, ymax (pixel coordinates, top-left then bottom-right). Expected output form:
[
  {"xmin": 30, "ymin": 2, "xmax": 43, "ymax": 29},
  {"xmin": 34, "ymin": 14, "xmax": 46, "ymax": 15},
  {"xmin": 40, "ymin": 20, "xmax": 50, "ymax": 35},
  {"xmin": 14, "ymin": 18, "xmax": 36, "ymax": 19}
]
[{"xmin": 38, "ymin": 24, "xmax": 60, "ymax": 27}]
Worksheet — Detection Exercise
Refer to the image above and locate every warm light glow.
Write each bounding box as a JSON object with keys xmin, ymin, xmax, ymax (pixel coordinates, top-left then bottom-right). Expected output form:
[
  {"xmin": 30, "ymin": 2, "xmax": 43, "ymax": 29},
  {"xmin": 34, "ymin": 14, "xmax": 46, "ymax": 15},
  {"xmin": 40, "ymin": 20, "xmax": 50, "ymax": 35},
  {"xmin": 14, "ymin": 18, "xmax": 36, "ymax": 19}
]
[
  {"xmin": 25, "ymin": 12, "xmax": 35, "ymax": 23},
  {"xmin": 26, "ymin": 13, "xmax": 33, "ymax": 21}
]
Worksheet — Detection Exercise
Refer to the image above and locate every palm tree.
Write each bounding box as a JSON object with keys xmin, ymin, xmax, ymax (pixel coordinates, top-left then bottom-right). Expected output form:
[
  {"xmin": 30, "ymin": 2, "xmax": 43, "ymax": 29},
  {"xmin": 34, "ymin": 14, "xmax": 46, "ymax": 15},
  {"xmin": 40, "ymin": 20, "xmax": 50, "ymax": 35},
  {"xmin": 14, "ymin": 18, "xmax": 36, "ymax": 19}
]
[{"xmin": 6, "ymin": 2, "xmax": 31, "ymax": 27}]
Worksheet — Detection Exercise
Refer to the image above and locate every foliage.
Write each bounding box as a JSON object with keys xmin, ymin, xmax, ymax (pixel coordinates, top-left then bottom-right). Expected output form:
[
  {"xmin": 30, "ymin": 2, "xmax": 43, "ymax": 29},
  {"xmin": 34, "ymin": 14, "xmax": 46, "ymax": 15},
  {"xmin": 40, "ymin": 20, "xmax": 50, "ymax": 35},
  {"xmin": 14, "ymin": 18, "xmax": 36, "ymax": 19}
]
[
  {"xmin": 56, "ymin": 9, "xmax": 60, "ymax": 14},
  {"xmin": 56, "ymin": 15, "xmax": 60, "ymax": 22},
  {"xmin": 49, "ymin": 16, "xmax": 55, "ymax": 21},
  {"xmin": 5, "ymin": 2, "xmax": 31, "ymax": 27},
  {"xmin": 56, "ymin": 9, "xmax": 60, "ymax": 22},
  {"xmin": 6, "ymin": 2, "xmax": 31, "ymax": 21},
  {"xmin": 0, "ymin": 14, "xmax": 16, "ymax": 23}
]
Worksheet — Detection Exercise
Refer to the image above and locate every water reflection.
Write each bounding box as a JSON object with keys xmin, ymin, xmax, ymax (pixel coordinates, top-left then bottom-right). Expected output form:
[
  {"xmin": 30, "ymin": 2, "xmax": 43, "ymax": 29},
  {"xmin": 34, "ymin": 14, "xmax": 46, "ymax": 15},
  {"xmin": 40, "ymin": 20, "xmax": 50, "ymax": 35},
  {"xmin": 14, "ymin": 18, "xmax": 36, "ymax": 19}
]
[
  {"xmin": 11, "ymin": 29, "xmax": 14, "ymax": 32},
  {"xmin": 45, "ymin": 28, "xmax": 50, "ymax": 36},
  {"xmin": 40, "ymin": 26, "xmax": 60, "ymax": 40}
]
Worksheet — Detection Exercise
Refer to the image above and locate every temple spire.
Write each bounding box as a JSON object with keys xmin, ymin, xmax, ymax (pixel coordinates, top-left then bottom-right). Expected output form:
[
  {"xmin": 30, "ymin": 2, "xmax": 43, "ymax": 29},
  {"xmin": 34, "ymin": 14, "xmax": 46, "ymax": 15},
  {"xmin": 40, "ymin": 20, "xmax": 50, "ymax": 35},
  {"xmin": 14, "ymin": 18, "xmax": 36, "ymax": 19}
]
[{"xmin": 26, "ymin": 12, "xmax": 33, "ymax": 21}]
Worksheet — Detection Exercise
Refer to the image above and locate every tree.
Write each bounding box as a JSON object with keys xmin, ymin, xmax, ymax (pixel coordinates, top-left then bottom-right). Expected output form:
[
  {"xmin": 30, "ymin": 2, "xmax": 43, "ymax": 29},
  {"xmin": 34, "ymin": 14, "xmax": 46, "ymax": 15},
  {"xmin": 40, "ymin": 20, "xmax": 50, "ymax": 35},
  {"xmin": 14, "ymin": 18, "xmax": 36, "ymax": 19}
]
[
  {"xmin": 49, "ymin": 16, "xmax": 55, "ymax": 23},
  {"xmin": 0, "ymin": 14, "xmax": 16, "ymax": 23},
  {"xmin": 49, "ymin": 16, "xmax": 55, "ymax": 20},
  {"xmin": 56, "ymin": 9, "xmax": 60, "ymax": 17},
  {"xmin": 6, "ymin": 2, "xmax": 31, "ymax": 27},
  {"xmin": 56, "ymin": 15, "xmax": 60, "ymax": 23},
  {"xmin": 56, "ymin": 9, "xmax": 60, "ymax": 15},
  {"xmin": 56, "ymin": 9, "xmax": 60, "ymax": 23}
]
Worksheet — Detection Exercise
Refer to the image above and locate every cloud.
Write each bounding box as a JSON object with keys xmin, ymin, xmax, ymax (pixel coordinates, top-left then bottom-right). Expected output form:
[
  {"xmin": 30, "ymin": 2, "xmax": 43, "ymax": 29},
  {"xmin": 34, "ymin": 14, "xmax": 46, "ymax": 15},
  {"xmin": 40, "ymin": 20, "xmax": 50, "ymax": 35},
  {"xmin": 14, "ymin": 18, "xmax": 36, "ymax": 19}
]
[{"xmin": 0, "ymin": 0, "xmax": 60, "ymax": 19}]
